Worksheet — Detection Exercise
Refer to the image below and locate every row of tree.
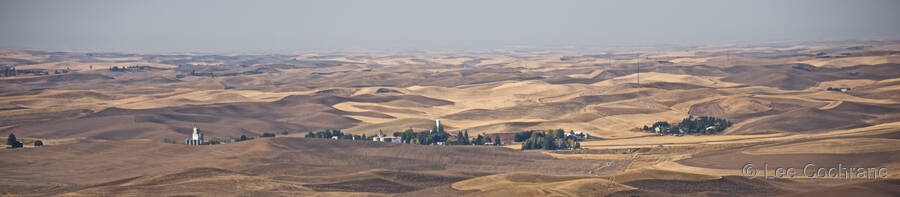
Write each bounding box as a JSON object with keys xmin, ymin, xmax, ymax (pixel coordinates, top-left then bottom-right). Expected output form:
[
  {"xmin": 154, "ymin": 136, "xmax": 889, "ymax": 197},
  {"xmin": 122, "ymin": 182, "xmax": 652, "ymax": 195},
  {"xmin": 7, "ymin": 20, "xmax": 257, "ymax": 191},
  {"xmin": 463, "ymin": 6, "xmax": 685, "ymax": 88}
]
[
  {"xmin": 1, "ymin": 66, "xmax": 49, "ymax": 77},
  {"xmin": 514, "ymin": 131, "xmax": 535, "ymax": 142},
  {"xmin": 305, "ymin": 129, "xmax": 366, "ymax": 140},
  {"xmin": 216, "ymin": 134, "xmax": 261, "ymax": 144},
  {"xmin": 519, "ymin": 129, "xmax": 581, "ymax": 150},
  {"xmin": 641, "ymin": 115, "xmax": 732, "ymax": 135},
  {"xmin": 109, "ymin": 65, "xmax": 151, "ymax": 72},
  {"xmin": 392, "ymin": 128, "xmax": 450, "ymax": 145},
  {"xmin": 444, "ymin": 130, "xmax": 500, "ymax": 146},
  {"xmin": 304, "ymin": 127, "xmax": 503, "ymax": 146},
  {"xmin": 826, "ymin": 87, "xmax": 850, "ymax": 92}
]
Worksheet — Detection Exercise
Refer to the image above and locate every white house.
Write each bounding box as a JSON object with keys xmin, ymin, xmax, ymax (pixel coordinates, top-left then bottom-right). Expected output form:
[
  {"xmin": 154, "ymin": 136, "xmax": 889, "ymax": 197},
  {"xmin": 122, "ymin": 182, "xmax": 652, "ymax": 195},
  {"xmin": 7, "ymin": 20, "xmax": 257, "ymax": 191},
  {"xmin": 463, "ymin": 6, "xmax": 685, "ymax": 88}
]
[
  {"xmin": 565, "ymin": 131, "xmax": 589, "ymax": 140},
  {"xmin": 372, "ymin": 130, "xmax": 402, "ymax": 143},
  {"xmin": 185, "ymin": 126, "xmax": 205, "ymax": 145}
]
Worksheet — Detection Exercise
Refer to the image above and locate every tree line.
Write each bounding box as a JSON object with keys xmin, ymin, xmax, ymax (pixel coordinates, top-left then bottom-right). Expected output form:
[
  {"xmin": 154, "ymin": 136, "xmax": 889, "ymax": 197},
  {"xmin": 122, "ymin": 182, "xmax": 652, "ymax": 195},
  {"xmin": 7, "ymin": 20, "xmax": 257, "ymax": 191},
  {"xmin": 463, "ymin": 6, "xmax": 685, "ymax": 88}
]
[
  {"xmin": 304, "ymin": 125, "xmax": 503, "ymax": 146},
  {"xmin": 305, "ymin": 129, "xmax": 366, "ymax": 140},
  {"xmin": 1, "ymin": 65, "xmax": 49, "ymax": 77},
  {"xmin": 826, "ymin": 87, "xmax": 850, "ymax": 92},
  {"xmin": 641, "ymin": 115, "xmax": 732, "ymax": 135},
  {"xmin": 391, "ymin": 128, "xmax": 450, "ymax": 145},
  {"xmin": 443, "ymin": 130, "xmax": 500, "ymax": 146},
  {"xmin": 109, "ymin": 65, "xmax": 152, "ymax": 72},
  {"xmin": 516, "ymin": 129, "xmax": 581, "ymax": 150}
]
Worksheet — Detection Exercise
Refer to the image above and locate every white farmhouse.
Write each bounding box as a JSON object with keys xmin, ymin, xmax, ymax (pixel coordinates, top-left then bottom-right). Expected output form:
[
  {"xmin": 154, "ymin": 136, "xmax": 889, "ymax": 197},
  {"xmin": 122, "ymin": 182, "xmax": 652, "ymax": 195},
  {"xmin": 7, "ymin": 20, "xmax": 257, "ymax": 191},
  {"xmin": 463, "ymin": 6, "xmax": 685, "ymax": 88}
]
[
  {"xmin": 565, "ymin": 131, "xmax": 589, "ymax": 140},
  {"xmin": 372, "ymin": 130, "xmax": 402, "ymax": 143}
]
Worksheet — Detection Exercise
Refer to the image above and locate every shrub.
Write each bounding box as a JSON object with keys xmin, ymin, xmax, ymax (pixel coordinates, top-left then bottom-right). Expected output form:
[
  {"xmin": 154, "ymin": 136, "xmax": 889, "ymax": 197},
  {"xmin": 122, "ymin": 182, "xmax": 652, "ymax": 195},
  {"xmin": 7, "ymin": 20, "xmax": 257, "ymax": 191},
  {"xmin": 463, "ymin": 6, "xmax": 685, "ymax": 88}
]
[{"xmin": 7, "ymin": 133, "xmax": 23, "ymax": 148}]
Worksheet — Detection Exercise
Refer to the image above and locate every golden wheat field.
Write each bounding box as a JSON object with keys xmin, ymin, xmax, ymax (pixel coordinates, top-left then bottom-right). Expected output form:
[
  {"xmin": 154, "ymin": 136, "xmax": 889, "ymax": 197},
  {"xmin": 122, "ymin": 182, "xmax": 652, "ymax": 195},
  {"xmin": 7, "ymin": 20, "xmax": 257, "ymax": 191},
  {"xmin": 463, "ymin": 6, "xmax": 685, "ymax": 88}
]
[{"xmin": 1, "ymin": 41, "xmax": 900, "ymax": 196}]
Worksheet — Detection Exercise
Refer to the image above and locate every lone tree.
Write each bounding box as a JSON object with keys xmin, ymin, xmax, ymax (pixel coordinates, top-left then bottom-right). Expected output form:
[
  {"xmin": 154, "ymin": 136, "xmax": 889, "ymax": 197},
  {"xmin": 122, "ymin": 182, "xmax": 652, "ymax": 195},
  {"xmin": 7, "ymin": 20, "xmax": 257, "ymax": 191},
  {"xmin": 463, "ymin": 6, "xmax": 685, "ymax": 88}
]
[
  {"xmin": 462, "ymin": 130, "xmax": 470, "ymax": 145},
  {"xmin": 34, "ymin": 140, "xmax": 43, "ymax": 147},
  {"xmin": 494, "ymin": 135, "xmax": 501, "ymax": 146},
  {"xmin": 6, "ymin": 133, "xmax": 16, "ymax": 145},
  {"xmin": 6, "ymin": 133, "xmax": 23, "ymax": 148}
]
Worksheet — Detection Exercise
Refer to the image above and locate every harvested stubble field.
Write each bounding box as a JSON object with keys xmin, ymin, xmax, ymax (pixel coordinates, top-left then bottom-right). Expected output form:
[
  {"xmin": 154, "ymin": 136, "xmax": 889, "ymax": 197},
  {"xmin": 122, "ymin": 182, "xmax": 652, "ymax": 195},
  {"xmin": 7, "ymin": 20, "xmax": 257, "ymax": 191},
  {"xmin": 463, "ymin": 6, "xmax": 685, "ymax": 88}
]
[{"xmin": 2, "ymin": 41, "xmax": 900, "ymax": 196}]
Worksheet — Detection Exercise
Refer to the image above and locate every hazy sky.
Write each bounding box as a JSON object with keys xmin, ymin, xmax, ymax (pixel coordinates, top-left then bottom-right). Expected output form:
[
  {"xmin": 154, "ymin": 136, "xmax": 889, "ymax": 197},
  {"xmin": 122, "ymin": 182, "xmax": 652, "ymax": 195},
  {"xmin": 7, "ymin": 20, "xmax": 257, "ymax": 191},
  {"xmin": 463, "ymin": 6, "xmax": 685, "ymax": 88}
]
[{"xmin": 1, "ymin": 0, "xmax": 898, "ymax": 52}]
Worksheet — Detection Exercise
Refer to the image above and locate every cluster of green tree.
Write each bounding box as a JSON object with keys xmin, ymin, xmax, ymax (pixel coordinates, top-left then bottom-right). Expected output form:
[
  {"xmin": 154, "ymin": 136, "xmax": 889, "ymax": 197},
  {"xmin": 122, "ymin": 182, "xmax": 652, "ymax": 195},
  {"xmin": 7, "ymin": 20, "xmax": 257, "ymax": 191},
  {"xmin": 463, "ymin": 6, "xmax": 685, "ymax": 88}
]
[
  {"xmin": 189, "ymin": 70, "xmax": 214, "ymax": 77},
  {"xmin": 206, "ymin": 138, "xmax": 222, "ymax": 145},
  {"xmin": 6, "ymin": 133, "xmax": 24, "ymax": 148},
  {"xmin": 53, "ymin": 68, "xmax": 70, "ymax": 74},
  {"xmin": 0, "ymin": 68, "xmax": 50, "ymax": 77},
  {"xmin": 826, "ymin": 87, "xmax": 850, "ymax": 92},
  {"xmin": 513, "ymin": 131, "xmax": 535, "ymax": 142},
  {"xmin": 445, "ymin": 130, "xmax": 501, "ymax": 146},
  {"xmin": 641, "ymin": 115, "xmax": 732, "ymax": 135},
  {"xmin": 162, "ymin": 139, "xmax": 177, "ymax": 144},
  {"xmin": 109, "ymin": 65, "xmax": 151, "ymax": 72},
  {"xmin": 519, "ymin": 129, "xmax": 581, "ymax": 150},
  {"xmin": 261, "ymin": 133, "xmax": 276, "ymax": 137},
  {"xmin": 305, "ymin": 129, "xmax": 366, "ymax": 140},
  {"xmin": 234, "ymin": 135, "xmax": 255, "ymax": 142},
  {"xmin": 0, "ymin": 66, "xmax": 15, "ymax": 77},
  {"xmin": 1, "ymin": 66, "xmax": 49, "ymax": 77},
  {"xmin": 392, "ymin": 129, "xmax": 450, "ymax": 145},
  {"xmin": 301, "ymin": 124, "xmax": 505, "ymax": 146}
]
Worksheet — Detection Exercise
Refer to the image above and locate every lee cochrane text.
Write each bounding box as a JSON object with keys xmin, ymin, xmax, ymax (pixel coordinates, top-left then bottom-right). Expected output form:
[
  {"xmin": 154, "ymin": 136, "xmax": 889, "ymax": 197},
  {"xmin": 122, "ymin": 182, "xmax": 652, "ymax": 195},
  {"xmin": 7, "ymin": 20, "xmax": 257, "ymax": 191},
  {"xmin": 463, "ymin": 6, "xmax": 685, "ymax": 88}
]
[{"xmin": 742, "ymin": 162, "xmax": 889, "ymax": 180}]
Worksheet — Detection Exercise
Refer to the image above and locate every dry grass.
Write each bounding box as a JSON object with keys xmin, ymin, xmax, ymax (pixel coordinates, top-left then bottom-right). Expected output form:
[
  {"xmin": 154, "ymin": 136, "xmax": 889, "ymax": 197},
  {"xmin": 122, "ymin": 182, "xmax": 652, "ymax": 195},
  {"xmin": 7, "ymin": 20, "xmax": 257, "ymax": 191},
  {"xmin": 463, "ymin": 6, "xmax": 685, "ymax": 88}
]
[
  {"xmin": 452, "ymin": 173, "xmax": 635, "ymax": 197},
  {"xmin": 605, "ymin": 168, "xmax": 721, "ymax": 183},
  {"xmin": 799, "ymin": 54, "xmax": 900, "ymax": 67},
  {"xmin": 1, "ymin": 42, "xmax": 899, "ymax": 196},
  {"xmin": 743, "ymin": 138, "xmax": 900, "ymax": 155}
]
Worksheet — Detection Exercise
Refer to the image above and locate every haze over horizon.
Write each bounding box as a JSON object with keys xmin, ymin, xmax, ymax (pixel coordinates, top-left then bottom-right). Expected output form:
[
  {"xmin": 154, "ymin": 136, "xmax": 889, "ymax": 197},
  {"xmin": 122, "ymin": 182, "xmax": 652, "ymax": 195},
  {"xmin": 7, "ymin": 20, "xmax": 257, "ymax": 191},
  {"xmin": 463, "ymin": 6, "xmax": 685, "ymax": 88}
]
[
  {"xmin": 3, "ymin": 1, "xmax": 900, "ymax": 196},
  {"xmin": 2, "ymin": 0, "xmax": 899, "ymax": 52}
]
